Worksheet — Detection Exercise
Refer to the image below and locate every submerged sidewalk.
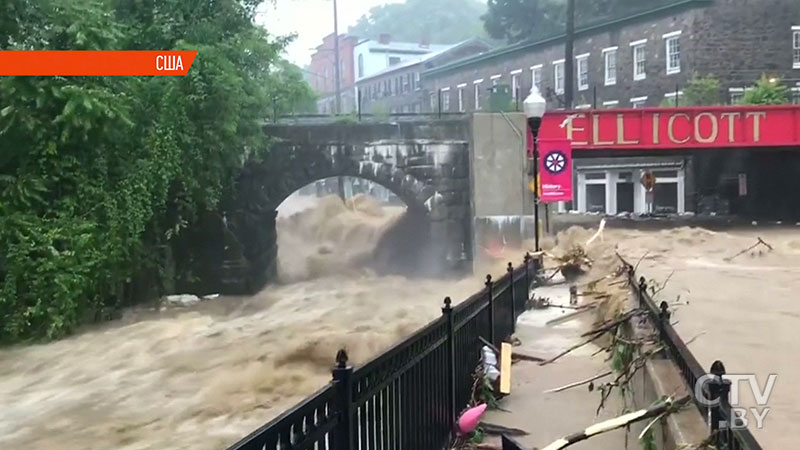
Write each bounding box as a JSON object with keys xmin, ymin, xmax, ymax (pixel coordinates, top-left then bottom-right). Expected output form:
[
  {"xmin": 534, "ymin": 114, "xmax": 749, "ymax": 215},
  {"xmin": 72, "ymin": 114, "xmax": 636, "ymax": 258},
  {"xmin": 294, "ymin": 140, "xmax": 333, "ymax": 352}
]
[{"xmin": 482, "ymin": 284, "xmax": 628, "ymax": 450}]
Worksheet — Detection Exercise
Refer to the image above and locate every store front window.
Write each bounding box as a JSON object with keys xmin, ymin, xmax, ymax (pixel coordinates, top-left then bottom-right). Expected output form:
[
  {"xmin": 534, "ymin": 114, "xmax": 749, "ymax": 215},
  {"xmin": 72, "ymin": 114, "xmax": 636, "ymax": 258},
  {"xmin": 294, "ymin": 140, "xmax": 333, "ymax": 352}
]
[{"xmin": 576, "ymin": 165, "xmax": 684, "ymax": 215}]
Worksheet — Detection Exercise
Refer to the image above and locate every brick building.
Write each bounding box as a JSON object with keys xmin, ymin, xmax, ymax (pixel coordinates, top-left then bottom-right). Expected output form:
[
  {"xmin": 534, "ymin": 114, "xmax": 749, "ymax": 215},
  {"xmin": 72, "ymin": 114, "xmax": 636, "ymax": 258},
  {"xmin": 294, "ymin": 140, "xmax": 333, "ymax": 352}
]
[
  {"xmin": 309, "ymin": 33, "xmax": 360, "ymax": 114},
  {"xmin": 355, "ymin": 38, "xmax": 492, "ymax": 114},
  {"xmin": 423, "ymin": 0, "xmax": 800, "ymax": 113}
]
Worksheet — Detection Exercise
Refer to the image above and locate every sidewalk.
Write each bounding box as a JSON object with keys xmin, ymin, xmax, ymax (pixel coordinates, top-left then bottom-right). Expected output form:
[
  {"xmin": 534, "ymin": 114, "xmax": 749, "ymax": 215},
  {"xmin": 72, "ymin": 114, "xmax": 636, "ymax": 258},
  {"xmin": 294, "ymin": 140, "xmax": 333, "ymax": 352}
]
[{"xmin": 483, "ymin": 284, "xmax": 628, "ymax": 450}]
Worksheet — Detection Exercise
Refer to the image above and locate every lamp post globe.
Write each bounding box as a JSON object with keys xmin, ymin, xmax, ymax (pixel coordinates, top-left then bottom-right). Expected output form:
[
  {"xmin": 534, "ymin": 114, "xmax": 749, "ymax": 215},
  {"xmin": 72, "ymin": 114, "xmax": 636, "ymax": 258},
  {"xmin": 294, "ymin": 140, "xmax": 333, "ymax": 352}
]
[
  {"xmin": 524, "ymin": 85, "xmax": 546, "ymax": 253},
  {"xmin": 523, "ymin": 85, "xmax": 547, "ymax": 134}
]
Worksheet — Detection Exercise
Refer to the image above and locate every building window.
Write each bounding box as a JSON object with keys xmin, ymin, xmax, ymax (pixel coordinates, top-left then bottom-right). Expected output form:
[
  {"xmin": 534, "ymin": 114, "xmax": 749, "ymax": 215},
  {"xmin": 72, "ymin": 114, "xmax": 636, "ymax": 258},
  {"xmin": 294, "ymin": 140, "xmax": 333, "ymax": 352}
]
[
  {"xmin": 630, "ymin": 96, "xmax": 648, "ymax": 108},
  {"xmin": 389, "ymin": 56, "xmax": 401, "ymax": 65},
  {"xmin": 603, "ymin": 47, "xmax": 617, "ymax": 86},
  {"xmin": 631, "ymin": 39, "xmax": 646, "ymax": 80},
  {"xmin": 457, "ymin": 84, "xmax": 466, "ymax": 112},
  {"xmin": 531, "ymin": 65, "xmax": 542, "ymax": 91},
  {"xmin": 553, "ymin": 60, "xmax": 565, "ymax": 95},
  {"xmin": 729, "ymin": 88, "xmax": 744, "ymax": 105},
  {"xmin": 793, "ymin": 27, "xmax": 800, "ymax": 68},
  {"xmin": 357, "ymin": 54, "xmax": 364, "ymax": 78},
  {"xmin": 511, "ymin": 70, "xmax": 521, "ymax": 103},
  {"xmin": 441, "ymin": 88, "xmax": 450, "ymax": 111},
  {"xmin": 414, "ymin": 72, "xmax": 421, "ymax": 90},
  {"xmin": 602, "ymin": 100, "xmax": 619, "ymax": 109},
  {"xmin": 403, "ymin": 74, "xmax": 410, "ymax": 92},
  {"xmin": 576, "ymin": 54, "xmax": 589, "ymax": 91},
  {"xmin": 491, "ymin": 74, "xmax": 501, "ymax": 86},
  {"xmin": 664, "ymin": 90, "xmax": 683, "ymax": 106},
  {"xmin": 473, "ymin": 79, "xmax": 483, "ymax": 109},
  {"xmin": 664, "ymin": 31, "xmax": 681, "ymax": 74}
]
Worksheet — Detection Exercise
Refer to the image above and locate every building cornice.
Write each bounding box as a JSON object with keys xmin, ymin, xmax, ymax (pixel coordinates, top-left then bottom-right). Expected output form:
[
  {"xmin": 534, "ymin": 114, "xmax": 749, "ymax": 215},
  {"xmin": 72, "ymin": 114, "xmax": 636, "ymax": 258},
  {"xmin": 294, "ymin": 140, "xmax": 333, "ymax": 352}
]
[{"xmin": 422, "ymin": 0, "xmax": 712, "ymax": 79}]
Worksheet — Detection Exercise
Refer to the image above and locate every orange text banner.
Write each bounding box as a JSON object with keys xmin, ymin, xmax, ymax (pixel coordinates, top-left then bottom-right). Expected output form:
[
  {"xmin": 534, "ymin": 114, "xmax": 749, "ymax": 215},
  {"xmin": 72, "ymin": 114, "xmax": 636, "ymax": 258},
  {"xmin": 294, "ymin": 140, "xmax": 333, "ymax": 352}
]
[
  {"xmin": 539, "ymin": 105, "xmax": 800, "ymax": 150},
  {"xmin": 0, "ymin": 51, "xmax": 198, "ymax": 76}
]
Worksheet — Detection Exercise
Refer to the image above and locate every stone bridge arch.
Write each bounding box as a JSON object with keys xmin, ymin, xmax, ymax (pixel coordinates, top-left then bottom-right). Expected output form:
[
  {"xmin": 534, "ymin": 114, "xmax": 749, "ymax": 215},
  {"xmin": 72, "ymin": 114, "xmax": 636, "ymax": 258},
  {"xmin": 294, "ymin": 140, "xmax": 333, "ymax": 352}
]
[{"xmin": 220, "ymin": 118, "xmax": 474, "ymax": 294}]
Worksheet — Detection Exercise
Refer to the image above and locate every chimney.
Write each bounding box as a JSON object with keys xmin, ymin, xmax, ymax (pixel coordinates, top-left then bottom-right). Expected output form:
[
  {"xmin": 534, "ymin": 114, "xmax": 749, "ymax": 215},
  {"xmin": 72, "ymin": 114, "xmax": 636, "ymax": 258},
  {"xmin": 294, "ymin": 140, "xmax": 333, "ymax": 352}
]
[{"xmin": 378, "ymin": 33, "xmax": 391, "ymax": 45}]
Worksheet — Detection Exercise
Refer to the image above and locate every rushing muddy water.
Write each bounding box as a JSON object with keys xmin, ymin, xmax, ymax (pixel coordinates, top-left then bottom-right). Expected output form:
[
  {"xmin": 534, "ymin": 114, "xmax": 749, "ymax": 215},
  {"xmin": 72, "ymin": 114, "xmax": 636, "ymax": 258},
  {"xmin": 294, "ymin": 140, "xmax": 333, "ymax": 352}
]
[
  {"xmin": 0, "ymin": 194, "xmax": 502, "ymax": 450},
  {"xmin": 547, "ymin": 225, "xmax": 800, "ymax": 448},
  {"xmin": 3, "ymin": 198, "xmax": 798, "ymax": 449}
]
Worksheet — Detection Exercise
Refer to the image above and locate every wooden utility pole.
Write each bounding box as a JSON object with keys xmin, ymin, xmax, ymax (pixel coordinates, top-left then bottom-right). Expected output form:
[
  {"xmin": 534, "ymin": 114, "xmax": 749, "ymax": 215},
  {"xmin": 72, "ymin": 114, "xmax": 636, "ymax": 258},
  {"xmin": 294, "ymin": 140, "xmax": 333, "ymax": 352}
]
[{"xmin": 563, "ymin": 0, "xmax": 575, "ymax": 109}]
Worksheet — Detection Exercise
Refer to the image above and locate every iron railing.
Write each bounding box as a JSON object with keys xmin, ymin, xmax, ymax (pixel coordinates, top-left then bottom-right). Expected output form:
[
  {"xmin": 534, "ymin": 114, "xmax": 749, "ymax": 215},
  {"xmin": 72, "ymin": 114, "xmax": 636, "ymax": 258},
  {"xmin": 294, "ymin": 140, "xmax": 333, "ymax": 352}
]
[
  {"xmin": 619, "ymin": 256, "xmax": 764, "ymax": 450},
  {"xmin": 227, "ymin": 253, "xmax": 540, "ymax": 450}
]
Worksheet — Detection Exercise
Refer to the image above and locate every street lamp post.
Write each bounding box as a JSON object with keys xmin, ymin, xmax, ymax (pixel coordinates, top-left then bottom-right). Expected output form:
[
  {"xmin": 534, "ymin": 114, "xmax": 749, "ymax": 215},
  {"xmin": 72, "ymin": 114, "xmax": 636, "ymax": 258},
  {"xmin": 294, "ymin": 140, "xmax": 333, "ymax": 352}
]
[{"xmin": 524, "ymin": 86, "xmax": 547, "ymax": 252}]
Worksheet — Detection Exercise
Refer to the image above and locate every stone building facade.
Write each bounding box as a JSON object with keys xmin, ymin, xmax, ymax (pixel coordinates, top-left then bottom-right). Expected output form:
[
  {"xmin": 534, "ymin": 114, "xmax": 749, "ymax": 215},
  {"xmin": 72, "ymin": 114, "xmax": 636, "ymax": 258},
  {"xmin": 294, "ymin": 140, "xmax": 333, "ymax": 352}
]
[
  {"xmin": 355, "ymin": 38, "xmax": 492, "ymax": 114},
  {"xmin": 423, "ymin": 0, "xmax": 800, "ymax": 112}
]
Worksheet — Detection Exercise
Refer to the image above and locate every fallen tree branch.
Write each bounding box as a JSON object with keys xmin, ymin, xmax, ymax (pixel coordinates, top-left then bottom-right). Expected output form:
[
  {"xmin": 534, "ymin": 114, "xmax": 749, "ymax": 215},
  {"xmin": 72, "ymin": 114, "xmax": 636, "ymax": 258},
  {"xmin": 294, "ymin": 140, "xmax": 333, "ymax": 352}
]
[
  {"xmin": 724, "ymin": 237, "xmax": 773, "ymax": 261},
  {"xmin": 540, "ymin": 395, "xmax": 692, "ymax": 450},
  {"xmin": 539, "ymin": 332, "xmax": 605, "ymax": 365},
  {"xmin": 650, "ymin": 271, "xmax": 675, "ymax": 298},
  {"xmin": 580, "ymin": 309, "xmax": 646, "ymax": 338},
  {"xmin": 480, "ymin": 422, "xmax": 529, "ymax": 436},
  {"xmin": 584, "ymin": 218, "xmax": 606, "ymax": 248},
  {"xmin": 543, "ymin": 370, "xmax": 613, "ymax": 393},
  {"xmin": 634, "ymin": 250, "xmax": 650, "ymax": 272},
  {"xmin": 512, "ymin": 351, "xmax": 546, "ymax": 363}
]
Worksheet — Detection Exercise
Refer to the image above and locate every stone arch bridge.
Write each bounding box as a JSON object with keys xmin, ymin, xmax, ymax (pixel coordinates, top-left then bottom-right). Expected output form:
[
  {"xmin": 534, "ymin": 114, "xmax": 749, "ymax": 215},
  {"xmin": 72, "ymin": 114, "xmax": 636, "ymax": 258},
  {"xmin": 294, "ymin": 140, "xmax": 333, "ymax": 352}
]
[{"xmin": 219, "ymin": 117, "xmax": 476, "ymax": 293}]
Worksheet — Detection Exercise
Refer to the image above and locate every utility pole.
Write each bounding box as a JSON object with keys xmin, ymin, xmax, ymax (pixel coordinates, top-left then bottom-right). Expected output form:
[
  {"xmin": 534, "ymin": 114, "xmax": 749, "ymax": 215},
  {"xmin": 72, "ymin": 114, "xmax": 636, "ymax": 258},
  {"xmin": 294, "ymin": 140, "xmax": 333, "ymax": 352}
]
[
  {"xmin": 333, "ymin": 0, "xmax": 342, "ymax": 115},
  {"xmin": 332, "ymin": 0, "xmax": 346, "ymax": 201},
  {"xmin": 563, "ymin": 0, "xmax": 575, "ymax": 109}
]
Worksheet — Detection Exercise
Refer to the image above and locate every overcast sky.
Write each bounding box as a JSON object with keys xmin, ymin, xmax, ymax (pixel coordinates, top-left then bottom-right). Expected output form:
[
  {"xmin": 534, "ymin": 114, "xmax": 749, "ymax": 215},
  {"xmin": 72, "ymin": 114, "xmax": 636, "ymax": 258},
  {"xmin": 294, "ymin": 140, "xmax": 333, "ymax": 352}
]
[{"xmin": 257, "ymin": 0, "xmax": 402, "ymax": 67}]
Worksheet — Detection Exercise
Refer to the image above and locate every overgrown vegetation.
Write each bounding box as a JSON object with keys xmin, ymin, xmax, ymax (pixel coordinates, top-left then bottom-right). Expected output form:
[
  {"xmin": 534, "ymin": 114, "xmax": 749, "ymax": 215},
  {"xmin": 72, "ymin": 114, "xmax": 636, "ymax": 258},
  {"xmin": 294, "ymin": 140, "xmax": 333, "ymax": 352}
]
[
  {"xmin": 741, "ymin": 75, "xmax": 789, "ymax": 105},
  {"xmin": 683, "ymin": 75, "xmax": 723, "ymax": 106},
  {"xmin": 0, "ymin": 0, "xmax": 315, "ymax": 343}
]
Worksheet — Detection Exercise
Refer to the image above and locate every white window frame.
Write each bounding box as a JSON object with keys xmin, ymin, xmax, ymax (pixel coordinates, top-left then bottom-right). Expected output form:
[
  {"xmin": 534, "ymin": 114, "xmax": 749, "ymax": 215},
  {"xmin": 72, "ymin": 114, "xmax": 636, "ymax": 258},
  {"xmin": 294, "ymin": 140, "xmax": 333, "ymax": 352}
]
[
  {"xmin": 602, "ymin": 100, "xmax": 619, "ymax": 109},
  {"xmin": 664, "ymin": 90, "xmax": 684, "ymax": 106},
  {"xmin": 490, "ymin": 74, "xmax": 501, "ymax": 87},
  {"xmin": 414, "ymin": 72, "xmax": 421, "ymax": 91},
  {"xmin": 473, "ymin": 79, "xmax": 483, "ymax": 110},
  {"xmin": 792, "ymin": 87, "xmax": 800, "ymax": 104},
  {"xmin": 603, "ymin": 47, "xmax": 618, "ymax": 86},
  {"xmin": 530, "ymin": 64, "xmax": 543, "ymax": 91},
  {"xmin": 441, "ymin": 87, "xmax": 450, "ymax": 111},
  {"xmin": 793, "ymin": 26, "xmax": 800, "ymax": 69},
  {"xmin": 664, "ymin": 31, "xmax": 682, "ymax": 75},
  {"xmin": 630, "ymin": 96, "xmax": 648, "ymax": 108},
  {"xmin": 576, "ymin": 53, "xmax": 590, "ymax": 91},
  {"xmin": 430, "ymin": 92, "xmax": 437, "ymax": 111},
  {"xmin": 553, "ymin": 59, "xmax": 565, "ymax": 95},
  {"xmin": 576, "ymin": 104, "xmax": 592, "ymax": 109},
  {"xmin": 631, "ymin": 39, "xmax": 647, "ymax": 81},
  {"xmin": 457, "ymin": 83, "xmax": 467, "ymax": 112},
  {"xmin": 729, "ymin": 87, "xmax": 744, "ymax": 105},
  {"xmin": 510, "ymin": 70, "xmax": 522, "ymax": 103}
]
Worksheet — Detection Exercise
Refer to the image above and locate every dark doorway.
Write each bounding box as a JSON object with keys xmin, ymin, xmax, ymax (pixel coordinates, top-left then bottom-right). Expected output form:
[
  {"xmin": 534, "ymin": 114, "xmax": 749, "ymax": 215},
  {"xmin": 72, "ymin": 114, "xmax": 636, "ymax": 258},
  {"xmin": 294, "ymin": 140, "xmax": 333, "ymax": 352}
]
[
  {"xmin": 586, "ymin": 184, "xmax": 606, "ymax": 213},
  {"xmin": 616, "ymin": 183, "xmax": 634, "ymax": 213},
  {"xmin": 654, "ymin": 182, "xmax": 678, "ymax": 213}
]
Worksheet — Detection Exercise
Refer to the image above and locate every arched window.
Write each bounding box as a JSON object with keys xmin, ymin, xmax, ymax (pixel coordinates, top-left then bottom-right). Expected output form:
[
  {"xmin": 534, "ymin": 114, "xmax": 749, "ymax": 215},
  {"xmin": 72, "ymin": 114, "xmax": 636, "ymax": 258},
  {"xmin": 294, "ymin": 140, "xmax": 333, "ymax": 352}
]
[{"xmin": 358, "ymin": 54, "xmax": 364, "ymax": 78}]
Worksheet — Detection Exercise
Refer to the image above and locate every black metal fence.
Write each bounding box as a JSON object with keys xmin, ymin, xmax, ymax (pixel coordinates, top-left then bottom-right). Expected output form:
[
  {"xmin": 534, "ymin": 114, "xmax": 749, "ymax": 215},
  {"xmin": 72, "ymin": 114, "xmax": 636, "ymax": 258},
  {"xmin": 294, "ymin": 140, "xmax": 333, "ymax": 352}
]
[
  {"xmin": 227, "ymin": 254, "xmax": 540, "ymax": 450},
  {"xmin": 620, "ymin": 257, "xmax": 764, "ymax": 450}
]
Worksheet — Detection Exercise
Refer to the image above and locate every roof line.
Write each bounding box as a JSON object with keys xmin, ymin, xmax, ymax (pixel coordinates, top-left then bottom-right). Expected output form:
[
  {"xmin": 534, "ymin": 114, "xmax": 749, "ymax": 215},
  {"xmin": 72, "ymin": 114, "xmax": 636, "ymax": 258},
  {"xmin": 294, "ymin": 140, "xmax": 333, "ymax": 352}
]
[
  {"xmin": 356, "ymin": 38, "xmax": 490, "ymax": 83},
  {"xmin": 422, "ymin": 0, "xmax": 712, "ymax": 78}
]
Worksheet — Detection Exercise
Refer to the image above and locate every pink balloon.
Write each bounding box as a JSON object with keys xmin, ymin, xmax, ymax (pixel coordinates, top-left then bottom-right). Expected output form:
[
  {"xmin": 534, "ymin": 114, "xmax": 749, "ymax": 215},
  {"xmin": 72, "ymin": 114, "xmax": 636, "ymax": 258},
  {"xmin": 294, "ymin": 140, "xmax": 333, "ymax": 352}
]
[{"xmin": 457, "ymin": 403, "xmax": 487, "ymax": 435}]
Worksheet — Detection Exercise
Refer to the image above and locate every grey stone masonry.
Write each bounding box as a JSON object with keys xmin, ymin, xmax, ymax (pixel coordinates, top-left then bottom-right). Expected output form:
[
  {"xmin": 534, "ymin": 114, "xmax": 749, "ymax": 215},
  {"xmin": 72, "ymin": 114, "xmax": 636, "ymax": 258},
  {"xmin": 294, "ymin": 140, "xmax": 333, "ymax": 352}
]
[{"xmin": 222, "ymin": 118, "xmax": 474, "ymax": 294}]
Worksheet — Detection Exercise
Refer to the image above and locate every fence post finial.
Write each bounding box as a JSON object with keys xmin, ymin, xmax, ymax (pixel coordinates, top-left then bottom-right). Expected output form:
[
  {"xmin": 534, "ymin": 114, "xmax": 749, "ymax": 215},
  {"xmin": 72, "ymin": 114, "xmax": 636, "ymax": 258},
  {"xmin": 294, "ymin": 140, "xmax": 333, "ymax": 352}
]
[
  {"xmin": 659, "ymin": 301, "xmax": 671, "ymax": 322},
  {"xmin": 332, "ymin": 349, "xmax": 354, "ymax": 450}
]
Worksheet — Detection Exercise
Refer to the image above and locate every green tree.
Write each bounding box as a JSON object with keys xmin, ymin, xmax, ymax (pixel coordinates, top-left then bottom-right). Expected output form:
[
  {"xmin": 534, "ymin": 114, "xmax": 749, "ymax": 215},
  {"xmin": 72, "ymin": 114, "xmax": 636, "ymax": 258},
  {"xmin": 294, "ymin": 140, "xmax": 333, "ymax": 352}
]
[
  {"xmin": 349, "ymin": 0, "xmax": 490, "ymax": 44},
  {"xmin": 683, "ymin": 75, "xmax": 722, "ymax": 106},
  {"xmin": 741, "ymin": 76, "xmax": 789, "ymax": 105},
  {"xmin": 0, "ymin": 0, "xmax": 313, "ymax": 342}
]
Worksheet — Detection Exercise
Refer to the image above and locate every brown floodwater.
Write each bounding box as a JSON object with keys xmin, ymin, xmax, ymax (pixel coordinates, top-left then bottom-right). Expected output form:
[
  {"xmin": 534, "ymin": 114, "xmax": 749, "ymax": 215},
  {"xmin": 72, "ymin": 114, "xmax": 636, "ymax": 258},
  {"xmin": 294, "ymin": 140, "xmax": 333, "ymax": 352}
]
[{"xmin": 3, "ymin": 198, "xmax": 797, "ymax": 449}]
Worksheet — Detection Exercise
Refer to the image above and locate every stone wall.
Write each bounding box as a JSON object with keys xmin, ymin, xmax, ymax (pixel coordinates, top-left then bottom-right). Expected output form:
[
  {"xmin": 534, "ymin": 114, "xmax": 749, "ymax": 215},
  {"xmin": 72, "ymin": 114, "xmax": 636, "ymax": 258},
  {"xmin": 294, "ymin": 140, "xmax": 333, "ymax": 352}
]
[
  {"xmin": 424, "ymin": 0, "xmax": 800, "ymax": 110},
  {"xmin": 217, "ymin": 118, "xmax": 474, "ymax": 294}
]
